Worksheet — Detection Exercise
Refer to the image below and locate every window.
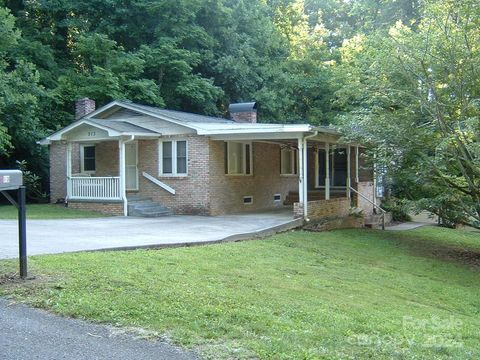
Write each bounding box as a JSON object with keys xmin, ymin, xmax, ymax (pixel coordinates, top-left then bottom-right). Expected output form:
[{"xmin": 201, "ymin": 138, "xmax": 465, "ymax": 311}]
[
  {"xmin": 243, "ymin": 196, "xmax": 253, "ymax": 204},
  {"xmin": 159, "ymin": 140, "xmax": 188, "ymax": 176},
  {"xmin": 280, "ymin": 147, "xmax": 298, "ymax": 175},
  {"xmin": 80, "ymin": 145, "xmax": 96, "ymax": 173},
  {"xmin": 225, "ymin": 142, "xmax": 252, "ymax": 175}
]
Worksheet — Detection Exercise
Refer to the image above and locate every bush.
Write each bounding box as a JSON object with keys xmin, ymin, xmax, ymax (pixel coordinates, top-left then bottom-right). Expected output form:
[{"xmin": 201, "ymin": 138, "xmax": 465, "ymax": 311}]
[
  {"xmin": 16, "ymin": 160, "xmax": 48, "ymax": 203},
  {"xmin": 381, "ymin": 198, "xmax": 411, "ymax": 222}
]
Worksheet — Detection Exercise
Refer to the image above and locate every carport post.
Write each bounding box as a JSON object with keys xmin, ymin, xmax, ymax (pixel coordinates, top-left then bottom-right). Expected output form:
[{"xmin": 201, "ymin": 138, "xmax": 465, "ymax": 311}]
[
  {"xmin": 346, "ymin": 145, "xmax": 351, "ymax": 199},
  {"xmin": 119, "ymin": 139, "xmax": 127, "ymax": 216},
  {"xmin": 18, "ymin": 186, "xmax": 27, "ymax": 278},
  {"xmin": 325, "ymin": 143, "xmax": 330, "ymax": 200},
  {"xmin": 297, "ymin": 137, "xmax": 304, "ymax": 212}
]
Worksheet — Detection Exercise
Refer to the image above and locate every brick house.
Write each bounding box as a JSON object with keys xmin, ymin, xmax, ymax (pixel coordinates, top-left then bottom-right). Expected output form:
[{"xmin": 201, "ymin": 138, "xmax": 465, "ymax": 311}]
[{"xmin": 39, "ymin": 99, "xmax": 381, "ymax": 219}]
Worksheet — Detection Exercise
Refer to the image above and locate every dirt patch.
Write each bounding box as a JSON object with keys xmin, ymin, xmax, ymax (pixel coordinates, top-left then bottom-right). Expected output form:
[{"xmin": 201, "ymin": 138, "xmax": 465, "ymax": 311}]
[
  {"xmin": 304, "ymin": 215, "xmax": 364, "ymax": 232},
  {"xmin": 0, "ymin": 272, "xmax": 25, "ymax": 285},
  {"xmin": 389, "ymin": 234, "xmax": 480, "ymax": 269},
  {"xmin": 429, "ymin": 247, "xmax": 480, "ymax": 268}
]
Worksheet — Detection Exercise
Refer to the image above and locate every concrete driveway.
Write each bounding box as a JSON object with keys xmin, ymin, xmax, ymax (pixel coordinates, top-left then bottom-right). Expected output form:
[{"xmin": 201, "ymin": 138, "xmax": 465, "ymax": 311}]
[{"xmin": 0, "ymin": 211, "xmax": 299, "ymax": 259}]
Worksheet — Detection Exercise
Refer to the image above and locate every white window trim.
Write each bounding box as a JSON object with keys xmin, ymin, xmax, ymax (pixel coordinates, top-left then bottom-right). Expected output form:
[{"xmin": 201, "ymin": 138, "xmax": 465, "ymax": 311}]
[
  {"xmin": 80, "ymin": 144, "xmax": 96, "ymax": 174},
  {"xmin": 225, "ymin": 141, "xmax": 253, "ymax": 176},
  {"xmin": 280, "ymin": 147, "xmax": 298, "ymax": 176},
  {"xmin": 158, "ymin": 139, "xmax": 188, "ymax": 177}
]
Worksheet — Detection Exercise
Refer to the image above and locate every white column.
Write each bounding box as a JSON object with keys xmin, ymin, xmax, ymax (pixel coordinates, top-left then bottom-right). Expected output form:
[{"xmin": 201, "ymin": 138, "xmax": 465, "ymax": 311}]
[
  {"xmin": 119, "ymin": 139, "xmax": 127, "ymax": 216},
  {"xmin": 325, "ymin": 143, "xmax": 330, "ymax": 200},
  {"xmin": 66, "ymin": 142, "xmax": 72, "ymax": 199},
  {"xmin": 373, "ymin": 153, "xmax": 377, "ymax": 211},
  {"xmin": 346, "ymin": 145, "xmax": 351, "ymax": 198},
  {"xmin": 302, "ymin": 138, "xmax": 308, "ymax": 219},
  {"xmin": 355, "ymin": 145, "xmax": 359, "ymax": 183},
  {"xmin": 298, "ymin": 138, "xmax": 304, "ymax": 213}
]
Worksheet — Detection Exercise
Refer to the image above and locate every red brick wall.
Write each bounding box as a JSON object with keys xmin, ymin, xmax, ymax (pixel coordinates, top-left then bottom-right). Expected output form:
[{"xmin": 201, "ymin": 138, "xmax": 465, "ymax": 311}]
[
  {"xmin": 357, "ymin": 181, "xmax": 378, "ymax": 216},
  {"xmin": 293, "ymin": 197, "xmax": 350, "ymax": 220},
  {"xmin": 208, "ymin": 141, "xmax": 298, "ymax": 215},
  {"xmin": 135, "ymin": 136, "xmax": 211, "ymax": 215},
  {"xmin": 49, "ymin": 142, "xmax": 80, "ymax": 203},
  {"xmin": 95, "ymin": 141, "xmax": 119, "ymax": 177},
  {"xmin": 68, "ymin": 201, "xmax": 124, "ymax": 215}
]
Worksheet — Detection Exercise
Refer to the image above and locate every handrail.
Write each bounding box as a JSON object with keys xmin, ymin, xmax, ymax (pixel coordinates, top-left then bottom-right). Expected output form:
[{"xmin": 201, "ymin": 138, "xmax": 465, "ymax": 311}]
[
  {"xmin": 142, "ymin": 172, "xmax": 176, "ymax": 195},
  {"xmin": 349, "ymin": 186, "xmax": 386, "ymax": 230}
]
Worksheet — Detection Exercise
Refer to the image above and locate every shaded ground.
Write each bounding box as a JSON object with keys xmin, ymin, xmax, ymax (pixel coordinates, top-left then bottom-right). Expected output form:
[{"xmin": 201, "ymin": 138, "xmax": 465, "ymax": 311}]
[{"xmin": 0, "ymin": 298, "xmax": 197, "ymax": 360}]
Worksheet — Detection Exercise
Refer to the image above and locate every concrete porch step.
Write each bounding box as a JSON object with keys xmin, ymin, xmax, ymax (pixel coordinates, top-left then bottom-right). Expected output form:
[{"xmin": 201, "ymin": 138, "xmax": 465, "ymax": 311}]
[
  {"xmin": 364, "ymin": 212, "xmax": 392, "ymax": 229},
  {"xmin": 127, "ymin": 197, "xmax": 171, "ymax": 217}
]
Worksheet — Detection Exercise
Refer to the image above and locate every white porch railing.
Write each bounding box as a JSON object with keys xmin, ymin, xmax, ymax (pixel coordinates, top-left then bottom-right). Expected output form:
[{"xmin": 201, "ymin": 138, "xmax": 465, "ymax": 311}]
[{"xmin": 68, "ymin": 177, "xmax": 122, "ymax": 200}]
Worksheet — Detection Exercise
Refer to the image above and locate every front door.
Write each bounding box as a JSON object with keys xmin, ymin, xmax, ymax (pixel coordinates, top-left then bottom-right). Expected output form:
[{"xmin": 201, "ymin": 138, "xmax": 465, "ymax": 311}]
[{"xmin": 125, "ymin": 142, "xmax": 138, "ymax": 190}]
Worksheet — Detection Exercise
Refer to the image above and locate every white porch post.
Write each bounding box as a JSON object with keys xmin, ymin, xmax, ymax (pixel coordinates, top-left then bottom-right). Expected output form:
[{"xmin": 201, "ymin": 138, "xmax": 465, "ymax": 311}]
[
  {"xmin": 346, "ymin": 145, "xmax": 351, "ymax": 198},
  {"xmin": 373, "ymin": 153, "xmax": 378, "ymax": 212},
  {"xmin": 66, "ymin": 142, "xmax": 72, "ymax": 199},
  {"xmin": 355, "ymin": 145, "xmax": 359, "ymax": 183},
  {"xmin": 119, "ymin": 139, "xmax": 127, "ymax": 216},
  {"xmin": 298, "ymin": 138, "xmax": 304, "ymax": 215},
  {"xmin": 302, "ymin": 138, "xmax": 308, "ymax": 219},
  {"xmin": 325, "ymin": 143, "xmax": 330, "ymax": 200}
]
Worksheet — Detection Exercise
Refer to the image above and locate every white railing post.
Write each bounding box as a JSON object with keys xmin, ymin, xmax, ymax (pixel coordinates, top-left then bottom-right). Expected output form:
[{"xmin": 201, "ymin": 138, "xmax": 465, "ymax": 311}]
[{"xmin": 68, "ymin": 177, "xmax": 121, "ymax": 200}]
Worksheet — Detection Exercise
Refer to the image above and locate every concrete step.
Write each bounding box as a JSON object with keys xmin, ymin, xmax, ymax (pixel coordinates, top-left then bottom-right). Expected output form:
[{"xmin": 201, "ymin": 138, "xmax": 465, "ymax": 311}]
[
  {"xmin": 364, "ymin": 212, "xmax": 393, "ymax": 229},
  {"xmin": 127, "ymin": 198, "xmax": 171, "ymax": 217}
]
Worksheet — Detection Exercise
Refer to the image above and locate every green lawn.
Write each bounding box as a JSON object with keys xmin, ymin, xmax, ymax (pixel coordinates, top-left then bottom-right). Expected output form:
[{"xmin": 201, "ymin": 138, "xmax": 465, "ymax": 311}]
[
  {"xmin": 0, "ymin": 204, "xmax": 108, "ymax": 219},
  {"xmin": 1, "ymin": 227, "xmax": 479, "ymax": 359}
]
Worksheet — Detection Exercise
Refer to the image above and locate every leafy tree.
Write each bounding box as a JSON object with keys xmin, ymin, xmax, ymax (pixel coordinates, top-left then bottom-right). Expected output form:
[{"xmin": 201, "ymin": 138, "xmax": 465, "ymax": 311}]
[
  {"xmin": 336, "ymin": 0, "xmax": 480, "ymax": 228},
  {"xmin": 0, "ymin": 7, "xmax": 45, "ymax": 161}
]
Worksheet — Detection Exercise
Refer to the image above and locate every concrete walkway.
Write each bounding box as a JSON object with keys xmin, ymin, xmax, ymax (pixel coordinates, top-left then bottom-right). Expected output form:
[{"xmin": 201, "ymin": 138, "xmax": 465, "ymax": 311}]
[
  {"xmin": 0, "ymin": 298, "xmax": 196, "ymax": 360},
  {"xmin": 0, "ymin": 211, "xmax": 300, "ymax": 259},
  {"xmin": 385, "ymin": 222, "xmax": 432, "ymax": 231}
]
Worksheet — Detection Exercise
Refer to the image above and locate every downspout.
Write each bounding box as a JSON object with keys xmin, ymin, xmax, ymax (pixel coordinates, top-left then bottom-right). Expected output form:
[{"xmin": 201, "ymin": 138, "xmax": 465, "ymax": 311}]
[
  {"xmin": 302, "ymin": 130, "xmax": 318, "ymax": 221},
  {"xmin": 121, "ymin": 135, "xmax": 135, "ymax": 216}
]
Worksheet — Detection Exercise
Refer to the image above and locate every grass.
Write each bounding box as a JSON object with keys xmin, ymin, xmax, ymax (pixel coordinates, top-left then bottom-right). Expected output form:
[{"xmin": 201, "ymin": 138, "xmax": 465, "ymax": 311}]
[
  {"xmin": 0, "ymin": 204, "xmax": 108, "ymax": 219},
  {"xmin": 1, "ymin": 226, "xmax": 479, "ymax": 359}
]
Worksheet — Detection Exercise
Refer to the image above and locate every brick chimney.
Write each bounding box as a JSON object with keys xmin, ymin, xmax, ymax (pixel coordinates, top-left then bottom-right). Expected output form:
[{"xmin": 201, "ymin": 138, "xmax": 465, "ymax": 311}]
[
  {"xmin": 229, "ymin": 102, "xmax": 257, "ymax": 123},
  {"xmin": 75, "ymin": 98, "xmax": 96, "ymax": 119}
]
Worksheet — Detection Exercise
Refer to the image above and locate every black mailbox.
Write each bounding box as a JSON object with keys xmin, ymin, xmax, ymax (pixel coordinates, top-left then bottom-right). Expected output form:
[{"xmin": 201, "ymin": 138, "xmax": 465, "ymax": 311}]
[{"xmin": 0, "ymin": 170, "xmax": 23, "ymax": 191}]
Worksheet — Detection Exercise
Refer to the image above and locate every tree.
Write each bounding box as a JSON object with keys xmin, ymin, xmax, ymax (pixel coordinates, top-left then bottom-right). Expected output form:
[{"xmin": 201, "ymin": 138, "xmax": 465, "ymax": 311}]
[{"xmin": 336, "ymin": 0, "xmax": 480, "ymax": 228}]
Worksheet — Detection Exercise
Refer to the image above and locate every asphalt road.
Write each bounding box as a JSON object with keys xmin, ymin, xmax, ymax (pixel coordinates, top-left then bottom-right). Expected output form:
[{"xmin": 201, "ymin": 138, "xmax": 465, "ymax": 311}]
[{"xmin": 0, "ymin": 298, "xmax": 197, "ymax": 360}]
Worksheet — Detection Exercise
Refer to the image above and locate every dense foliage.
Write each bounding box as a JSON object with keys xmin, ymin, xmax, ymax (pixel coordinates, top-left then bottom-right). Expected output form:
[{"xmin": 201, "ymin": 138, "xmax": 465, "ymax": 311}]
[{"xmin": 0, "ymin": 0, "xmax": 477, "ymax": 226}]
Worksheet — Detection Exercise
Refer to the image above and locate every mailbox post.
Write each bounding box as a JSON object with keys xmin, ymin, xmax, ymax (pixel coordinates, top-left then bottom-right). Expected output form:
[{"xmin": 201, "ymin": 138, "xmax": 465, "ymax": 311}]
[{"xmin": 0, "ymin": 170, "xmax": 27, "ymax": 278}]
